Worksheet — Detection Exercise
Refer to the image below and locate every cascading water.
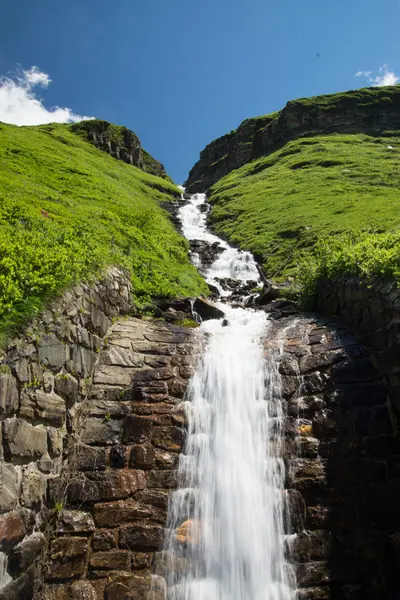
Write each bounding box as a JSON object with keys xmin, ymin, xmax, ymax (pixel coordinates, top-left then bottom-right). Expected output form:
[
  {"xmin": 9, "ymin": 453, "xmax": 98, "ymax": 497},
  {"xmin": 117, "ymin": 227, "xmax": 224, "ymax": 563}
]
[{"xmin": 152, "ymin": 193, "xmax": 295, "ymax": 600}]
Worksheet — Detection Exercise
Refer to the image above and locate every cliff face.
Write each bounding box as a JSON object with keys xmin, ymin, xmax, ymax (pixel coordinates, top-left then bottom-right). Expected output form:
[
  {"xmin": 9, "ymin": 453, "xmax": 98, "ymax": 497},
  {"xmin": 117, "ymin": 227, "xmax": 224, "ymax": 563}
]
[
  {"xmin": 186, "ymin": 86, "xmax": 400, "ymax": 192},
  {"xmin": 71, "ymin": 120, "xmax": 171, "ymax": 180}
]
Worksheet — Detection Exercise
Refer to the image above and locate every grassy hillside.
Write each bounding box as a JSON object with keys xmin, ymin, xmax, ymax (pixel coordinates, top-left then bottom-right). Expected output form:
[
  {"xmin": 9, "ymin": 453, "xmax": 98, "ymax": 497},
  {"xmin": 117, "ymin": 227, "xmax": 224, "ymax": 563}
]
[
  {"xmin": 0, "ymin": 121, "xmax": 207, "ymax": 339},
  {"xmin": 208, "ymin": 131, "xmax": 400, "ymax": 286}
]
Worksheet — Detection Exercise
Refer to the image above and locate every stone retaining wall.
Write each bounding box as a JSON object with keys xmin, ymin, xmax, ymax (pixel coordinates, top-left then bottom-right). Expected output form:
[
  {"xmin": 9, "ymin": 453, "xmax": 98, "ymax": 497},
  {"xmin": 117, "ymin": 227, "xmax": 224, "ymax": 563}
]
[
  {"xmin": 316, "ymin": 277, "xmax": 400, "ymax": 424},
  {"xmin": 0, "ymin": 268, "xmax": 198, "ymax": 599},
  {"xmin": 270, "ymin": 313, "xmax": 399, "ymax": 599}
]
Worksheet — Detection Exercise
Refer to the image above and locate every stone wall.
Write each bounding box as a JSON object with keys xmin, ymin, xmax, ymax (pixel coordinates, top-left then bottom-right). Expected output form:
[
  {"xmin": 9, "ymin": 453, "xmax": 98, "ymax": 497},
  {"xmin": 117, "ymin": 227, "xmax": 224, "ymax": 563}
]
[
  {"xmin": 270, "ymin": 311, "xmax": 399, "ymax": 599},
  {"xmin": 316, "ymin": 277, "xmax": 400, "ymax": 423},
  {"xmin": 0, "ymin": 267, "xmax": 198, "ymax": 599}
]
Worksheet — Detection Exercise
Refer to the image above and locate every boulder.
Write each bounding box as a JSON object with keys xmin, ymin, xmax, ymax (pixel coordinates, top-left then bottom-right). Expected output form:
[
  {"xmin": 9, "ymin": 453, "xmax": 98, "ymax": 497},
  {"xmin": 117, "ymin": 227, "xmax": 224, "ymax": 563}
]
[{"xmin": 193, "ymin": 298, "xmax": 225, "ymax": 321}]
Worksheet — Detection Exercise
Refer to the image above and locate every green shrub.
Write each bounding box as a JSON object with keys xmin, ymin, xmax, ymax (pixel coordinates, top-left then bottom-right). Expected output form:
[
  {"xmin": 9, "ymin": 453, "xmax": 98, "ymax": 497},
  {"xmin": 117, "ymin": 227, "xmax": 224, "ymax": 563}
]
[{"xmin": 297, "ymin": 230, "xmax": 400, "ymax": 304}]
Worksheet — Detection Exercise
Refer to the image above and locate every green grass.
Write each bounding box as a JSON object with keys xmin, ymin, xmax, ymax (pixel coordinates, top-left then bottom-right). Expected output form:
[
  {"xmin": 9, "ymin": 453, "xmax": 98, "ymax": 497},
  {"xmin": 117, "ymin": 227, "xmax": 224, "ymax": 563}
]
[
  {"xmin": 208, "ymin": 132, "xmax": 400, "ymax": 280},
  {"xmin": 0, "ymin": 121, "xmax": 207, "ymax": 340},
  {"xmin": 297, "ymin": 230, "xmax": 400, "ymax": 304}
]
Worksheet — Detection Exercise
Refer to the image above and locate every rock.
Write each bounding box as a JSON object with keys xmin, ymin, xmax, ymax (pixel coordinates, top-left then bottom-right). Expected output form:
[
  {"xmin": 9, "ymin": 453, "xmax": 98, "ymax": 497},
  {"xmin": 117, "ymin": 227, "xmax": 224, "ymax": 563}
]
[
  {"xmin": 119, "ymin": 523, "xmax": 164, "ymax": 550},
  {"xmin": 92, "ymin": 530, "xmax": 118, "ymax": 551},
  {"xmin": 80, "ymin": 417, "xmax": 122, "ymax": 446},
  {"xmin": 0, "ymin": 511, "xmax": 26, "ymax": 550},
  {"xmin": 255, "ymin": 282, "xmax": 281, "ymax": 304},
  {"xmin": 19, "ymin": 390, "xmax": 66, "ymax": 427},
  {"xmin": 48, "ymin": 537, "xmax": 88, "ymax": 580},
  {"xmin": 130, "ymin": 443, "xmax": 156, "ymax": 470},
  {"xmin": 110, "ymin": 445, "xmax": 129, "ymax": 468},
  {"xmin": 0, "ymin": 373, "xmax": 19, "ymax": 418},
  {"xmin": 47, "ymin": 428, "xmax": 64, "ymax": 458},
  {"xmin": 68, "ymin": 581, "xmax": 98, "ymax": 600},
  {"xmin": 132, "ymin": 553, "xmax": 153, "ymax": 570},
  {"xmin": 57, "ymin": 510, "xmax": 95, "ymax": 534},
  {"xmin": 0, "ymin": 463, "xmax": 19, "ymax": 513},
  {"xmin": 151, "ymin": 426, "xmax": 185, "ymax": 452},
  {"xmin": 71, "ymin": 445, "xmax": 107, "ymax": 471},
  {"xmin": 93, "ymin": 500, "xmax": 152, "ymax": 528},
  {"xmin": 296, "ymin": 561, "xmax": 330, "ymax": 587},
  {"xmin": 89, "ymin": 550, "xmax": 130, "ymax": 570},
  {"xmin": 0, "ymin": 564, "xmax": 35, "ymax": 600},
  {"xmin": 207, "ymin": 283, "xmax": 220, "ymax": 297},
  {"xmin": 67, "ymin": 470, "xmax": 146, "ymax": 504},
  {"xmin": 3, "ymin": 418, "xmax": 47, "ymax": 459},
  {"xmin": 9, "ymin": 532, "xmax": 45, "ymax": 571},
  {"xmin": 54, "ymin": 373, "xmax": 79, "ymax": 405},
  {"xmin": 38, "ymin": 334, "xmax": 67, "ymax": 370},
  {"xmin": 68, "ymin": 346, "xmax": 96, "ymax": 379},
  {"xmin": 123, "ymin": 415, "xmax": 153, "ymax": 443},
  {"xmin": 21, "ymin": 464, "xmax": 47, "ymax": 508},
  {"xmin": 148, "ymin": 575, "xmax": 166, "ymax": 600},
  {"xmin": 192, "ymin": 297, "xmax": 225, "ymax": 321}
]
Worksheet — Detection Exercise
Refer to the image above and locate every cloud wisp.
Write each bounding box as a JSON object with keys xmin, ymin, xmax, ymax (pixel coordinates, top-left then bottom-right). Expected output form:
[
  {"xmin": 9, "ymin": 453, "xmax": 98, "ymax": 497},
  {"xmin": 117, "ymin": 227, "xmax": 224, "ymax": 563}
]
[
  {"xmin": 355, "ymin": 64, "xmax": 400, "ymax": 87},
  {"xmin": 0, "ymin": 65, "xmax": 93, "ymax": 126}
]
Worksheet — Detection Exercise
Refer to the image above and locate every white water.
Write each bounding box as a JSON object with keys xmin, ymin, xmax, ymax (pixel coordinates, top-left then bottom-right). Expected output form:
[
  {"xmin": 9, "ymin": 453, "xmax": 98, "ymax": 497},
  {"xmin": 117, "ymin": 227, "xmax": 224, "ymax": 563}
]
[
  {"xmin": 0, "ymin": 553, "xmax": 11, "ymax": 590},
  {"xmin": 153, "ymin": 193, "xmax": 295, "ymax": 600},
  {"xmin": 178, "ymin": 194, "xmax": 259, "ymax": 293}
]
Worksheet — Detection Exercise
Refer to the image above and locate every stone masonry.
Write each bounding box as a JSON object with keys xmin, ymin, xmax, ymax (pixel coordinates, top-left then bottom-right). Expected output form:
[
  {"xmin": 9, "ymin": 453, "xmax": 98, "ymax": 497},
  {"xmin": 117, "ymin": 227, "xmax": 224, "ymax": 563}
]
[
  {"xmin": 267, "ymin": 314, "xmax": 399, "ymax": 600},
  {"xmin": 0, "ymin": 267, "xmax": 199, "ymax": 600}
]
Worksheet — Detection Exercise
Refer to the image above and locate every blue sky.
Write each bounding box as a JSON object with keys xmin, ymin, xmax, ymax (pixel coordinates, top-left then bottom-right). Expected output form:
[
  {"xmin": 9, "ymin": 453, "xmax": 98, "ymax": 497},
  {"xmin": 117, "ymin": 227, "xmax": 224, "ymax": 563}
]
[{"xmin": 0, "ymin": 0, "xmax": 399, "ymax": 182}]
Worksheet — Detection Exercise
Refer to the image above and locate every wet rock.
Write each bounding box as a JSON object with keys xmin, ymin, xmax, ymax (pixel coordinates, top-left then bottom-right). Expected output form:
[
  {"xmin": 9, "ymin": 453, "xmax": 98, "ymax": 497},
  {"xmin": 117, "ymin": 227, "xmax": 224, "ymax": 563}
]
[
  {"xmin": 119, "ymin": 523, "xmax": 164, "ymax": 550},
  {"xmin": 123, "ymin": 415, "xmax": 153, "ymax": 443},
  {"xmin": 0, "ymin": 511, "xmax": 26, "ymax": 550},
  {"xmin": 70, "ymin": 444, "xmax": 107, "ymax": 471},
  {"xmin": 57, "ymin": 510, "xmax": 95, "ymax": 534},
  {"xmin": 89, "ymin": 550, "xmax": 130, "ymax": 570},
  {"xmin": 48, "ymin": 537, "xmax": 88, "ymax": 579},
  {"xmin": 151, "ymin": 426, "xmax": 185, "ymax": 452},
  {"xmin": 67, "ymin": 470, "xmax": 146, "ymax": 504},
  {"xmin": 130, "ymin": 443, "xmax": 156, "ymax": 469},
  {"xmin": 93, "ymin": 499, "xmax": 153, "ymax": 527},
  {"xmin": 189, "ymin": 240, "xmax": 224, "ymax": 270},
  {"xmin": 110, "ymin": 444, "xmax": 129, "ymax": 468},
  {"xmin": 296, "ymin": 561, "xmax": 330, "ymax": 587},
  {"xmin": 0, "ymin": 564, "xmax": 35, "ymax": 600},
  {"xmin": 80, "ymin": 417, "xmax": 122, "ymax": 446},
  {"xmin": 9, "ymin": 532, "xmax": 45, "ymax": 571},
  {"xmin": 68, "ymin": 581, "xmax": 98, "ymax": 600},
  {"xmin": 192, "ymin": 297, "xmax": 225, "ymax": 321},
  {"xmin": 92, "ymin": 530, "xmax": 118, "ymax": 551}
]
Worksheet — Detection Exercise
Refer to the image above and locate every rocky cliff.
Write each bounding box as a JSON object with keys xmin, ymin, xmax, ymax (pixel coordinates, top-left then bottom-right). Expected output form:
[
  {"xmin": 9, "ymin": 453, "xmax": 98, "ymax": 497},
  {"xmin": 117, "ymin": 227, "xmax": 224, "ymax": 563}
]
[
  {"xmin": 71, "ymin": 120, "xmax": 171, "ymax": 180},
  {"xmin": 186, "ymin": 86, "xmax": 400, "ymax": 192}
]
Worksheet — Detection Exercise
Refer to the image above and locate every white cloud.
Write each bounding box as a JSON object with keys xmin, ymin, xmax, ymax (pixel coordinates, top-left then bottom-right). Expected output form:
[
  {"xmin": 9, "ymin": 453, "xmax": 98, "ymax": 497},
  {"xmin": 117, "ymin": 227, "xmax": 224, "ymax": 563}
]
[
  {"xmin": 355, "ymin": 64, "xmax": 399, "ymax": 87},
  {"xmin": 0, "ymin": 65, "xmax": 93, "ymax": 126}
]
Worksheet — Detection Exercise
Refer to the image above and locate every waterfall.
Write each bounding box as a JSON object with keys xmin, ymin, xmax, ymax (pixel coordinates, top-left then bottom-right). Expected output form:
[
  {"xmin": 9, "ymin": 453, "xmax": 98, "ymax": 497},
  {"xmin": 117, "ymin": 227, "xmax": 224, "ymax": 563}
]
[
  {"xmin": 151, "ymin": 193, "xmax": 296, "ymax": 600},
  {"xmin": 0, "ymin": 553, "xmax": 12, "ymax": 591}
]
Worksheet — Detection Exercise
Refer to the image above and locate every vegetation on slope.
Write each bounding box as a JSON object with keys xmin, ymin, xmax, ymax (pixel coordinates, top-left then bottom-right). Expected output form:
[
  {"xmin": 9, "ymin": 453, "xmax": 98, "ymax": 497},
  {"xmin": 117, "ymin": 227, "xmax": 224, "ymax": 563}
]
[
  {"xmin": 298, "ymin": 231, "xmax": 400, "ymax": 301},
  {"xmin": 208, "ymin": 132, "xmax": 400, "ymax": 288},
  {"xmin": 0, "ymin": 121, "xmax": 207, "ymax": 339}
]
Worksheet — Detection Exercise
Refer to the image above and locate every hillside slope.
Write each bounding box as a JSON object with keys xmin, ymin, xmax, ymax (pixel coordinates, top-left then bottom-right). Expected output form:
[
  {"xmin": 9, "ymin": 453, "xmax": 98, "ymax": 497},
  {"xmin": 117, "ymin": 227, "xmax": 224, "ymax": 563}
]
[
  {"xmin": 186, "ymin": 86, "xmax": 400, "ymax": 193},
  {"xmin": 0, "ymin": 121, "xmax": 207, "ymax": 338},
  {"xmin": 186, "ymin": 86, "xmax": 400, "ymax": 289}
]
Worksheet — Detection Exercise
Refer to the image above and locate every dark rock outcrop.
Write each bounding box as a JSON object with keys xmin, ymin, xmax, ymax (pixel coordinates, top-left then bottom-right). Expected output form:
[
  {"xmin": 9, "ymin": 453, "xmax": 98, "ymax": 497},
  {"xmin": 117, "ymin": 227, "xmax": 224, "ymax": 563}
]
[
  {"xmin": 186, "ymin": 86, "xmax": 400, "ymax": 192},
  {"xmin": 71, "ymin": 120, "xmax": 171, "ymax": 180}
]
